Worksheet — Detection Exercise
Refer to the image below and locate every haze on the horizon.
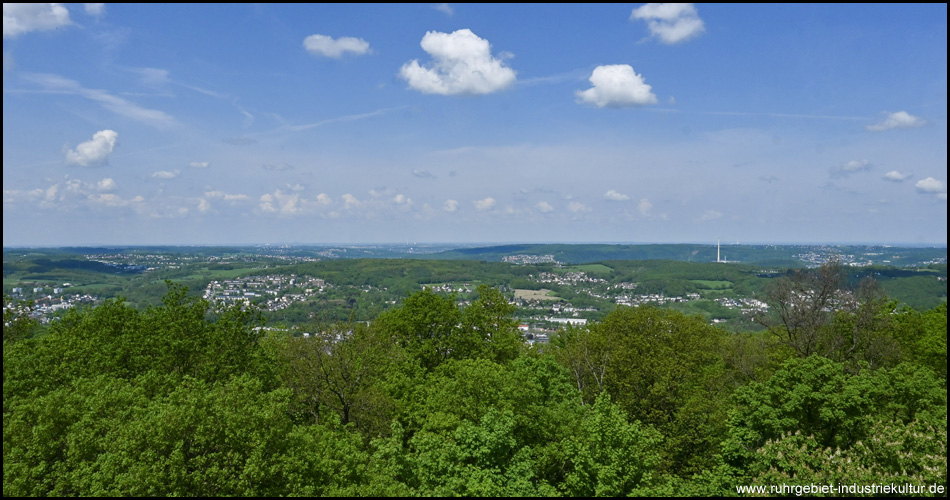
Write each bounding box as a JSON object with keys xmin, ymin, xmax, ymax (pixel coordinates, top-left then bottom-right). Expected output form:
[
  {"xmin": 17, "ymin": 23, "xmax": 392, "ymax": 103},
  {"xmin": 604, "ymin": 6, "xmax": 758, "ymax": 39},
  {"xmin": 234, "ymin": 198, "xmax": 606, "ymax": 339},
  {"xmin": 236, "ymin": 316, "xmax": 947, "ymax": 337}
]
[{"xmin": 3, "ymin": 4, "xmax": 947, "ymax": 247}]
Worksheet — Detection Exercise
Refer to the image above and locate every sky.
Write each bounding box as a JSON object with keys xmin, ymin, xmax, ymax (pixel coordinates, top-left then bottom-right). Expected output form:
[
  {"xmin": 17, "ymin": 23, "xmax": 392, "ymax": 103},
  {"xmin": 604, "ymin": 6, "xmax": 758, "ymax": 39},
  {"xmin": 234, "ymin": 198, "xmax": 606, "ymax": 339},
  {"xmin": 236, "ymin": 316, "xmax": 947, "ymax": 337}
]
[{"xmin": 3, "ymin": 3, "xmax": 947, "ymax": 246}]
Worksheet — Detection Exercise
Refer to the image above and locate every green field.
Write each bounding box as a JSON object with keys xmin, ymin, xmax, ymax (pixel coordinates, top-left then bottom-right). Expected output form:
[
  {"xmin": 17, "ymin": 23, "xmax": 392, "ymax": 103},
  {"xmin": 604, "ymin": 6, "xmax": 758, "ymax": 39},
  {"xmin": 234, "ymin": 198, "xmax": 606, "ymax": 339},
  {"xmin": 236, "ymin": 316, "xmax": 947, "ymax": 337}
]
[{"xmin": 515, "ymin": 288, "xmax": 560, "ymax": 301}]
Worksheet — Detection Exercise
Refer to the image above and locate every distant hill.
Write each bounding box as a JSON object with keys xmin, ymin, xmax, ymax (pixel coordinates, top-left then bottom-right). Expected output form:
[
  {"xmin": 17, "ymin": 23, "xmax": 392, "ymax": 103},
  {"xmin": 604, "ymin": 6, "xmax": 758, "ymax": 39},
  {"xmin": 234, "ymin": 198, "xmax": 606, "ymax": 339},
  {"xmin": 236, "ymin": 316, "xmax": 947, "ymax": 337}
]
[{"xmin": 420, "ymin": 243, "xmax": 947, "ymax": 267}]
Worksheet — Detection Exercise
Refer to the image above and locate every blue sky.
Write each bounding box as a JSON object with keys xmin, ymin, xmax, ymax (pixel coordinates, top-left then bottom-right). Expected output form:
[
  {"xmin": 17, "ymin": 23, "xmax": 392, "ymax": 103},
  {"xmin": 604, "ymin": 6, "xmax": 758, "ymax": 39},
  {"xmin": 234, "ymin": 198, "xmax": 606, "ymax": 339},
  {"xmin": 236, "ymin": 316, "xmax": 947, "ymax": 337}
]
[{"xmin": 3, "ymin": 3, "xmax": 947, "ymax": 246}]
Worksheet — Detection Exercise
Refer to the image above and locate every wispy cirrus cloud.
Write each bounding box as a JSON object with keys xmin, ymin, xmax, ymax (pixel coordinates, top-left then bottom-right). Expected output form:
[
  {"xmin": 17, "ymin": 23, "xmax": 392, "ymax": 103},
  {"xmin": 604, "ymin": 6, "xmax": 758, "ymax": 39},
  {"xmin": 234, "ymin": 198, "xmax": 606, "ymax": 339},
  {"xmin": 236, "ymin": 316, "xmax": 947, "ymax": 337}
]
[
  {"xmin": 20, "ymin": 73, "xmax": 176, "ymax": 129},
  {"xmin": 433, "ymin": 3, "xmax": 454, "ymax": 16}
]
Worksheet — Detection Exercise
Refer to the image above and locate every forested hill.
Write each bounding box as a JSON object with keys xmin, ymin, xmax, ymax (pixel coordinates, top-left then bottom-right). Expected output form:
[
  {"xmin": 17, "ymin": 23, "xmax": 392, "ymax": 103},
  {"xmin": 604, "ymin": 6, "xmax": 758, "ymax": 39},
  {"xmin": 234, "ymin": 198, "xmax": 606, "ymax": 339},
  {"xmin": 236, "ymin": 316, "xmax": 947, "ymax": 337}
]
[{"xmin": 4, "ymin": 272, "xmax": 947, "ymax": 496}]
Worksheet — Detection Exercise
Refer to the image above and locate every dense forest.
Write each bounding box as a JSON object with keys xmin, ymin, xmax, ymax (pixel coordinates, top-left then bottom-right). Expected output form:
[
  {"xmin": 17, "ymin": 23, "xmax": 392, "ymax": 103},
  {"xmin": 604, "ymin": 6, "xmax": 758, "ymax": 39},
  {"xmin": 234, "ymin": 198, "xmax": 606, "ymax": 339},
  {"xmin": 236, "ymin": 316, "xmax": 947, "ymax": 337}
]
[{"xmin": 3, "ymin": 261, "xmax": 947, "ymax": 496}]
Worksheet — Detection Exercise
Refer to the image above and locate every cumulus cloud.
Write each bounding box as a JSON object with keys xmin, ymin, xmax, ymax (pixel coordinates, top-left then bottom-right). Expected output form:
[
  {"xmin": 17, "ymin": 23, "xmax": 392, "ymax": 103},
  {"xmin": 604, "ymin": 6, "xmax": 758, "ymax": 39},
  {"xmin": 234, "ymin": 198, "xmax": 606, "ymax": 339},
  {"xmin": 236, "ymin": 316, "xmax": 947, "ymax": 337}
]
[
  {"xmin": 342, "ymin": 193, "xmax": 361, "ymax": 209},
  {"xmin": 841, "ymin": 159, "xmax": 870, "ymax": 172},
  {"xmin": 65, "ymin": 130, "xmax": 118, "ymax": 167},
  {"xmin": 3, "ymin": 3, "xmax": 71, "ymax": 38},
  {"xmin": 638, "ymin": 198, "xmax": 653, "ymax": 216},
  {"xmin": 400, "ymin": 29, "xmax": 516, "ymax": 95},
  {"xmin": 832, "ymin": 159, "xmax": 871, "ymax": 178},
  {"xmin": 536, "ymin": 201, "xmax": 554, "ymax": 213},
  {"xmin": 204, "ymin": 190, "xmax": 248, "ymax": 201},
  {"xmin": 303, "ymin": 34, "xmax": 371, "ymax": 58},
  {"xmin": 443, "ymin": 199, "xmax": 459, "ymax": 212},
  {"xmin": 315, "ymin": 193, "xmax": 332, "ymax": 205},
  {"xmin": 631, "ymin": 3, "xmax": 705, "ymax": 45},
  {"xmin": 259, "ymin": 189, "xmax": 304, "ymax": 215},
  {"xmin": 96, "ymin": 178, "xmax": 117, "ymax": 192},
  {"xmin": 189, "ymin": 161, "xmax": 209, "ymax": 169},
  {"xmin": 883, "ymin": 170, "xmax": 911, "ymax": 182},
  {"xmin": 915, "ymin": 177, "xmax": 946, "ymax": 194},
  {"xmin": 568, "ymin": 201, "xmax": 590, "ymax": 213},
  {"xmin": 88, "ymin": 193, "xmax": 143, "ymax": 208},
  {"xmin": 474, "ymin": 197, "xmax": 496, "ymax": 211},
  {"xmin": 393, "ymin": 193, "xmax": 412, "ymax": 205},
  {"xmin": 604, "ymin": 189, "xmax": 629, "ymax": 201},
  {"xmin": 7, "ymin": 178, "xmax": 143, "ymax": 211},
  {"xmin": 866, "ymin": 111, "xmax": 926, "ymax": 132},
  {"xmin": 576, "ymin": 65, "xmax": 657, "ymax": 108},
  {"xmin": 151, "ymin": 169, "xmax": 180, "ymax": 180}
]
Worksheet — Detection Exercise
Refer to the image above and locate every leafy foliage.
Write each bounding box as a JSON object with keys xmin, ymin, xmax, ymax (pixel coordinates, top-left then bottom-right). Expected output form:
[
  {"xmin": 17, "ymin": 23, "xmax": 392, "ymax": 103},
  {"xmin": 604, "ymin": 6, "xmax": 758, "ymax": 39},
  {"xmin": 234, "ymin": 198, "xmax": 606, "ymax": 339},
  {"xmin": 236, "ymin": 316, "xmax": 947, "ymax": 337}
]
[{"xmin": 3, "ymin": 277, "xmax": 947, "ymax": 496}]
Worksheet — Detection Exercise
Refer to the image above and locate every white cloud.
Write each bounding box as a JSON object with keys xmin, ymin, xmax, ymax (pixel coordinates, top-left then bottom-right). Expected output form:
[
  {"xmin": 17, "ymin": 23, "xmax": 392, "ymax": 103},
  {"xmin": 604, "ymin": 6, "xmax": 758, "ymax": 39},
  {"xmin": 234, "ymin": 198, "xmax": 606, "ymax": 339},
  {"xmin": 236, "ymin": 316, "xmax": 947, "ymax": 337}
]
[
  {"xmin": 88, "ymin": 193, "xmax": 143, "ymax": 208},
  {"xmin": 400, "ymin": 29, "xmax": 516, "ymax": 95},
  {"xmin": 638, "ymin": 198, "xmax": 653, "ymax": 216},
  {"xmin": 259, "ymin": 189, "xmax": 304, "ymax": 215},
  {"xmin": 434, "ymin": 3, "xmax": 454, "ymax": 16},
  {"xmin": 576, "ymin": 65, "xmax": 657, "ymax": 108},
  {"xmin": 151, "ymin": 169, "xmax": 180, "ymax": 180},
  {"xmin": 22, "ymin": 73, "xmax": 176, "ymax": 129},
  {"xmin": 197, "ymin": 198, "xmax": 211, "ymax": 213},
  {"xmin": 393, "ymin": 193, "xmax": 412, "ymax": 205},
  {"xmin": 841, "ymin": 159, "xmax": 870, "ymax": 172},
  {"xmin": 474, "ymin": 197, "xmax": 496, "ymax": 211},
  {"xmin": 883, "ymin": 170, "xmax": 911, "ymax": 182},
  {"xmin": 9, "ymin": 178, "xmax": 144, "ymax": 211},
  {"xmin": 84, "ymin": 4, "xmax": 105, "ymax": 17},
  {"xmin": 832, "ymin": 159, "xmax": 871, "ymax": 178},
  {"xmin": 866, "ymin": 111, "xmax": 926, "ymax": 132},
  {"xmin": 443, "ymin": 199, "xmax": 459, "ymax": 212},
  {"xmin": 536, "ymin": 201, "xmax": 554, "ymax": 213},
  {"xmin": 342, "ymin": 193, "xmax": 361, "ymax": 209},
  {"xmin": 189, "ymin": 161, "xmax": 209, "ymax": 169},
  {"xmin": 915, "ymin": 177, "xmax": 946, "ymax": 194},
  {"xmin": 303, "ymin": 34, "xmax": 371, "ymax": 58},
  {"xmin": 205, "ymin": 190, "xmax": 248, "ymax": 201},
  {"xmin": 568, "ymin": 201, "xmax": 590, "ymax": 213},
  {"xmin": 135, "ymin": 67, "xmax": 170, "ymax": 87},
  {"xmin": 96, "ymin": 178, "xmax": 117, "ymax": 192},
  {"xmin": 413, "ymin": 169, "xmax": 436, "ymax": 179},
  {"xmin": 65, "ymin": 129, "xmax": 117, "ymax": 167},
  {"xmin": 315, "ymin": 193, "xmax": 332, "ymax": 205},
  {"xmin": 631, "ymin": 3, "xmax": 705, "ymax": 45},
  {"xmin": 604, "ymin": 189, "xmax": 629, "ymax": 201},
  {"xmin": 3, "ymin": 3, "xmax": 71, "ymax": 38}
]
